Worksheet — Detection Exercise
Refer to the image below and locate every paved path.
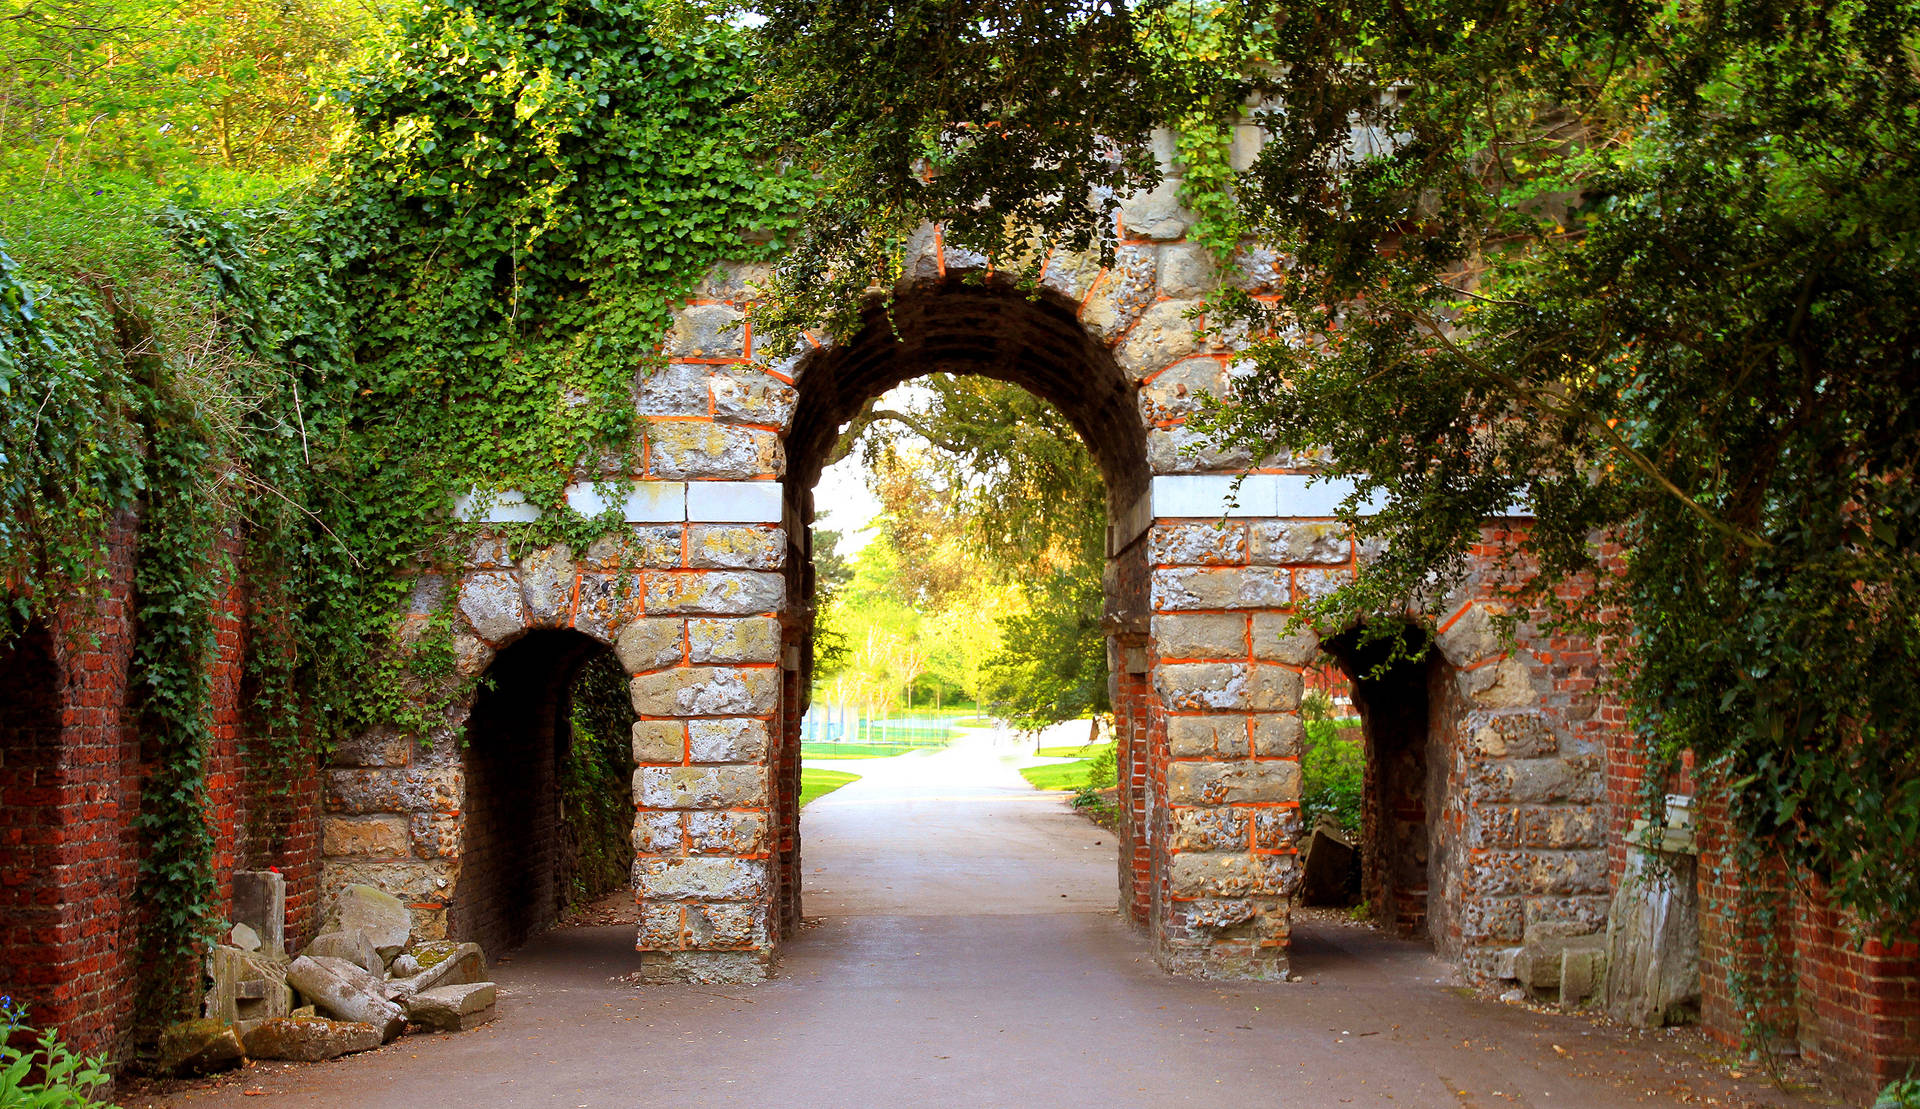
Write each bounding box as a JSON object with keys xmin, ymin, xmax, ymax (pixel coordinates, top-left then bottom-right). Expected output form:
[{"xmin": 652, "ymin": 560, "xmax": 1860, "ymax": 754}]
[{"xmin": 156, "ymin": 733, "xmax": 1822, "ymax": 1108}]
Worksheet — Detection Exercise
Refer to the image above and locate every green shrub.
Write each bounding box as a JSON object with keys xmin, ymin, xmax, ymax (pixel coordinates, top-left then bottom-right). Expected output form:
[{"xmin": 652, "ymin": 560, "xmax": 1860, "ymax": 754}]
[
  {"xmin": 0, "ymin": 998, "xmax": 117, "ymax": 1108},
  {"xmin": 1300, "ymin": 719, "xmax": 1363, "ymax": 838}
]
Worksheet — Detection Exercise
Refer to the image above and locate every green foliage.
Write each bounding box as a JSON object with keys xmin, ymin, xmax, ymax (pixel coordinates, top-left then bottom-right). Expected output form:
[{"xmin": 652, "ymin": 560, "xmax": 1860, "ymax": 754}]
[
  {"xmin": 562, "ymin": 652, "xmax": 638, "ymax": 906},
  {"xmin": 1300, "ymin": 719, "xmax": 1363, "ymax": 838},
  {"xmin": 983, "ymin": 567, "xmax": 1109, "ymax": 730},
  {"xmin": 1188, "ymin": 0, "xmax": 1920, "ymax": 938},
  {"xmin": 0, "ymin": 998, "xmax": 117, "ymax": 1107}
]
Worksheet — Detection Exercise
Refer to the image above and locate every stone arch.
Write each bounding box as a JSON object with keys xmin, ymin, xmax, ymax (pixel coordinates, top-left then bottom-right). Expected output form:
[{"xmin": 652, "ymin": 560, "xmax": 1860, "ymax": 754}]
[
  {"xmin": 450, "ymin": 627, "xmax": 630, "ymax": 957},
  {"xmin": 770, "ymin": 277, "xmax": 1158, "ymax": 948}
]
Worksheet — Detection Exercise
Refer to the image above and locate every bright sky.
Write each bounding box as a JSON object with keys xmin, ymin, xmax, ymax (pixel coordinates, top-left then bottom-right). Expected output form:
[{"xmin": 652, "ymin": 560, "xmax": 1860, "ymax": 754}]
[{"xmin": 808, "ymin": 383, "xmax": 931, "ymax": 559}]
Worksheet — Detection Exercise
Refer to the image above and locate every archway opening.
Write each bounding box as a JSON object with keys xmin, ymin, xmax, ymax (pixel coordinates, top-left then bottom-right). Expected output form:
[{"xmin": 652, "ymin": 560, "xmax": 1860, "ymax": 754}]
[
  {"xmin": 773, "ymin": 279, "xmax": 1154, "ymax": 934},
  {"xmin": 451, "ymin": 629, "xmax": 635, "ymax": 956},
  {"xmin": 1313, "ymin": 622, "xmax": 1443, "ymax": 942},
  {"xmin": 0, "ymin": 622, "xmax": 63, "ymax": 1018}
]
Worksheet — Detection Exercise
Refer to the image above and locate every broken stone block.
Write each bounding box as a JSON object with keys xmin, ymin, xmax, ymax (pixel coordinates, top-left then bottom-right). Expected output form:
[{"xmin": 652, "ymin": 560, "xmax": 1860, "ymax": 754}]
[
  {"xmin": 287, "ymin": 955, "xmax": 408, "ymax": 1042},
  {"xmin": 242, "ymin": 1016, "xmax": 383, "ymax": 1062},
  {"xmin": 1298, "ymin": 820, "xmax": 1357, "ymax": 906},
  {"xmin": 385, "ymin": 941, "xmax": 485, "ymax": 1001},
  {"xmin": 233, "ymin": 870, "xmax": 286, "ymax": 957},
  {"xmin": 1514, "ymin": 932, "xmax": 1606, "ymax": 998},
  {"xmin": 301, "ymin": 930, "xmax": 383, "ymax": 977},
  {"xmin": 322, "ymin": 884, "xmax": 414, "ymax": 963},
  {"xmin": 389, "ymin": 953, "xmax": 421, "ymax": 978},
  {"xmin": 229, "ymin": 922, "xmax": 261, "ymax": 953},
  {"xmin": 1560, "ymin": 947, "xmax": 1606, "ymax": 1012},
  {"xmin": 204, "ymin": 945, "xmax": 293, "ymax": 1027},
  {"xmin": 156, "ymin": 1019, "xmax": 245, "ymax": 1076},
  {"xmin": 405, "ymin": 982, "xmax": 497, "ymax": 1032},
  {"xmin": 1604, "ymin": 844, "xmax": 1702, "ymax": 1026}
]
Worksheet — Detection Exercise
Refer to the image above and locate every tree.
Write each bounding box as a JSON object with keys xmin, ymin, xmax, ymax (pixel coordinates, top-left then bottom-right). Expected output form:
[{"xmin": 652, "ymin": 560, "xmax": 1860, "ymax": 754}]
[{"xmin": 758, "ymin": 0, "xmax": 1920, "ymax": 931}]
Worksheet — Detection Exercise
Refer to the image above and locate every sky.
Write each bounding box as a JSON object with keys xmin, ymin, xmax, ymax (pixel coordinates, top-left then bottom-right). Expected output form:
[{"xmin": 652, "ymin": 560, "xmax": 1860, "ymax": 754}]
[{"xmin": 809, "ymin": 382, "xmax": 932, "ymax": 559}]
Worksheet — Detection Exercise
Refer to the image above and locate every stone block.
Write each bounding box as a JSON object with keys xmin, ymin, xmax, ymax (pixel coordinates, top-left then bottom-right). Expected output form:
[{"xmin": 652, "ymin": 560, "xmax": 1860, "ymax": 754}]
[
  {"xmin": 630, "ymin": 666, "xmax": 779, "ymax": 716},
  {"xmin": 1251, "ymin": 613, "xmax": 1320, "ymax": 665},
  {"xmin": 1472, "ymin": 714, "xmax": 1559, "ymax": 759},
  {"xmin": 1473, "ymin": 757, "xmax": 1602, "ymax": 806},
  {"xmin": 667, "ymin": 304, "xmax": 745, "ymax": 358},
  {"xmin": 638, "ymin": 903, "xmax": 684, "ymax": 949},
  {"xmin": 1292, "ymin": 568, "xmax": 1351, "ymax": 603},
  {"xmin": 1079, "ymin": 247, "xmax": 1156, "ymax": 342},
  {"xmin": 698, "ymin": 260, "xmax": 773, "ymax": 300},
  {"xmin": 156, "ymin": 1019, "xmax": 244, "ymax": 1076},
  {"xmin": 1436, "ymin": 603, "xmax": 1503, "ymax": 668},
  {"xmin": 1154, "ymin": 662, "xmax": 1248, "ymax": 711},
  {"xmin": 648, "ymin": 421, "xmax": 784, "ymax": 480},
  {"xmin": 517, "ymin": 545, "xmax": 576, "ymax": 623},
  {"xmin": 635, "ymin": 811, "xmax": 682, "ymax": 853},
  {"xmin": 688, "ymin": 811, "xmax": 768, "ymax": 854},
  {"xmin": 1146, "ymin": 425, "xmax": 1256, "ymax": 474},
  {"xmin": 1249, "ymin": 522, "xmax": 1351, "ymax": 566},
  {"xmin": 1232, "ymin": 246, "xmax": 1287, "ymax": 293},
  {"xmin": 323, "ymin": 884, "xmax": 413, "ymax": 962},
  {"xmin": 1519, "ymin": 808, "xmax": 1604, "ymax": 849},
  {"xmin": 1251, "ymin": 714, "xmax": 1304, "ymax": 758},
  {"xmin": 408, "ymin": 811, "xmax": 460, "ymax": 859},
  {"xmin": 572, "ymin": 573, "xmax": 644, "ymax": 640},
  {"xmin": 638, "ymin": 363, "xmax": 716, "ymax": 417},
  {"xmin": 1119, "ymin": 177, "xmax": 1194, "ymax": 241},
  {"xmin": 204, "ymin": 945, "xmax": 293, "ymax": 1026},
  {"xmin": 1167, "ymin": 759, "xmax": 1300, "ymax": 805},
  {"xmin": 233, "ymin": 870, "xmax": 286, "ymax": 957},
  {"xmin": 1152, "ymin": 614, "xmax": 1249, "ymax": 661},
  {"xmin": 1149, "ymin": 523, "xmax": 1247, "ymax": 567},
  {"xmin": 405, "ymin": 983, "xmax": 497, "ymax": 1032},
  {"xmin": 636, "ymin": 857, "xmax": 768, "ymax": 901},
  {"xmin": 684, "ymin": 481, "xmax": 781, "ymax": 523},
  {"xmin": 583, "ymin": 525, "xmax": 682, "ymax": 570},
  {"xmin": 1167, "ymin": 851, "xmax": 1299, "ymax": 898},
  {"xmin": 326, "ymin": 761, "xmax": 461, "ymax": 815},
  {"xmin": 1038, "ymin": 247, "xmax": 1103, "ymax": 302},
  {"xmin": 242, "ymin": 1017, "xmax": 381, "ymax": 1061},
  {"xmin": 1138, "ymin": 356, "xmax": 1231, "ymax": 423},
  {"xmin": 458, "ymin": 571, "xmax": 526, "ymax": 642},
  {"xmin": 617, "ymin": 617, "xmax": 684, "ymax": 674},
  {"xmin": 685, "ymin": 903, "xmax": 767, "ymax": 948},
  {"xmin": 638, "ymin": 765, "xmax": 766, "ymax": 809},
  {"xmin": 1115, "ymin": 299, "xmax": 1204, "ymax": 380},
  {"xmin": 711, "ymin": 370, "xmax": 799, "ymax": 431},
  {"xmin": 1461, "ymin": 655, "xmax": 1542, "ymax": 709},
  {"xmin": 317, "ymin": 861, "xmax": 455, "ymax": 912},
  {"xmin": 689, "ymin": 525, "xmax": 785, "ymax": 570},
  {"xmin": 688, "ymin": 717, "xmax": 770, "ymax": 762},
  {"xmin": 286, "ymin": 955, "xmax": 407, "ymax": 1041},
  {"xmin": 1152, "ymin": 567, "xmax": 1291, "ymax": 611},
  {"xmin": 1250, "ymin": 806, "xmax": 1300, "ymax": 850},
  {"xmin": 1168, "ymin": 806, "xmax": 1249, "ymax": 851},
  {"xmin": 1167, "ymin": 715, "xmax": 1248, "ymax": 758},
  {"xmin": 323, "ymin": 815, "xmax": 409, "ymax": 858},
  {"xmin": 1158, "ymin": 243, "xmax": 1220, "ymax": 297},
  {"xmin": 644, "ymin": 570, "xmax": 783, "ymax": 615},
  {"xmin": 301, "ymin": 930, "xmax": 381, "ymax": 976},
  {"xmin": 1245, "ymin": 666, "xmax": 1304, "ymax": 711},
  {"xmin": 328, "ymin": 729, "xmax": 412, "ymax": 769},
  {"xmin": 687, "ymin": 617, "xmax": 781, "ymax": 664},
  {"xmin": 632, "ymin": 720, "xmax": 687, "ymax": 764}
]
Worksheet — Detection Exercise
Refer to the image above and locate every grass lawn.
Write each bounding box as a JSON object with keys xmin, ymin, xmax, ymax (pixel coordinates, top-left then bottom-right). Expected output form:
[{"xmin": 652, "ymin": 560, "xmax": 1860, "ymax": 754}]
[
  {"xmin": 800, "ymin": 767, "xmax": 860, "ymax": 807},
  {"xmin": 1019, "ymin": 759, "xmax": 1096, "ymax": 791},
  {"xmin": 800, "ymin": 742, "xmax": 929, "ymax": 759},
  {"xmin": 1035, "ymin": 741, "xmax": 1114, "ymax": 758}
]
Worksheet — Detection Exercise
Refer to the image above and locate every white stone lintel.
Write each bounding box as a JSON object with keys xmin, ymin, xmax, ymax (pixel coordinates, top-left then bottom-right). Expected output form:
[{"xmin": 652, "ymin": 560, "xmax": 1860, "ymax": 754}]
[
  {"xmin": 686, "ymin": 480, "xmax": 782, "ymax": 523},
  {"xmin": 1150, "ymin": 473, "xmax": 1381, "ymax": 519},
  {"xmin": 567, "ymin": 480, "xmax": 686, "ymax": 522}
]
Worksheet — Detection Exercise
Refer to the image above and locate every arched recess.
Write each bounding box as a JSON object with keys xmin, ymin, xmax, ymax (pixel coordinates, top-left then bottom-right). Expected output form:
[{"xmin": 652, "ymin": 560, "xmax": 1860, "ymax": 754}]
[
  {"xmin": 0, "ymin": 622, "xmax": 65, "ymax": 1013},
  {"xmin": 451, "ymin": 627, "xmax": 635, "ymax": 957},
  {"xmin": 772, "ymin": 277, "xmax": 1156, "ymax": 936},
  {"xmin": 1321, "ymin": 623, "xmax": 1450, "ymax": 944}
]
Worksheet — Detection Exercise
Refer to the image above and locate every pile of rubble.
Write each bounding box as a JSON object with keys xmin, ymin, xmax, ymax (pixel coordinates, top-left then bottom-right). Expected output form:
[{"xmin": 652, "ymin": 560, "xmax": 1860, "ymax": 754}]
[{"xmin": 160, "ymin": 876, "xmax": 498, "ymax": 1075}]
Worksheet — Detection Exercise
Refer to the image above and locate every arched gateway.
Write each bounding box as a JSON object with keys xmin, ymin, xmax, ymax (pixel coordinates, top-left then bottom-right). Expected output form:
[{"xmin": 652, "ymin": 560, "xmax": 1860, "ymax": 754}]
[{"xmin": 322, "ymin": 231, "xmax": 1613, "ymax": 984}]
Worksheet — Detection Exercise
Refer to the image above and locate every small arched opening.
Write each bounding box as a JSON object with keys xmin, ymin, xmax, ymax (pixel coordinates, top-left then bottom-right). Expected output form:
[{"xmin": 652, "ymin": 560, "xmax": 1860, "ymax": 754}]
[
  {"xmin": 1314, "ymin": 622, "xmax": 1447, "ymax": 942},
  {"xmin": 0, "ymin": 622, "xmax": 65, "ymax": 1015},
  {"xmin": 451, "ymin": 628, "xmax": 636, "ymax": 957}
]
